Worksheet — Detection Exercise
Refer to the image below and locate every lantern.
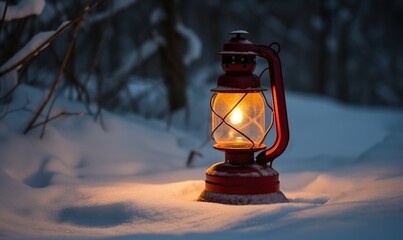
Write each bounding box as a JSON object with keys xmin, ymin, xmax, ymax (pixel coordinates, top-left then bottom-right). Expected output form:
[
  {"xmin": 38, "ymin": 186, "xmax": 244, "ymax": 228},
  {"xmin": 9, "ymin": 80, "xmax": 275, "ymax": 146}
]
[{"xmin": 198, "ymin": 30, "xmax": 289, "ymax": 205}]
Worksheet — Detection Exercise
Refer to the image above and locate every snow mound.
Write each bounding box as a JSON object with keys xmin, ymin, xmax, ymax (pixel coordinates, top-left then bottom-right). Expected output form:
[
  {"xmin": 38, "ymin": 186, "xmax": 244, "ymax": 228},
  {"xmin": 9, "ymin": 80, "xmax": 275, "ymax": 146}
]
[{"xmin": 1, "ymin": 85, "xmax": 403, "ymax": 239}]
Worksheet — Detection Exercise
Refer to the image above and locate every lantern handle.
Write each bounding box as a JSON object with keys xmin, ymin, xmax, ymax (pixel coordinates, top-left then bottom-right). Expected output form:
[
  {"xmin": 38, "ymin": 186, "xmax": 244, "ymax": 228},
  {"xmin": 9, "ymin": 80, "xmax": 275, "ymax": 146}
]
[{"xmin": 253, "ymin": 44, "xmax": 289, "ymax": 165}]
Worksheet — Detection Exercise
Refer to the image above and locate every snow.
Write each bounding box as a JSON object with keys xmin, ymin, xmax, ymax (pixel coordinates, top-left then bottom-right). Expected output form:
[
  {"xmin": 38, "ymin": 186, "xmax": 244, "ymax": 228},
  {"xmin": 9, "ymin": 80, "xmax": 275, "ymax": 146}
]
[
  {"xmin": 0, "ymin": 21, "xmax": 70, "ymax": 76},
  {"xmin": 0, "ymin": 31, "xmax": 52, "ymax": 73},
  {"xmin": 326, "ymin": 35, "xmax": 338, "ymax": 52},
  {"xmin": 0, "ymin": 0, "xmax": 45, "ymax": 21},
  {"xmin": 200, "ymin": 191, "xmax": 288, "ymax": 205},
  {"xmin": 114, "ymin": 38, "xmax": 162, "ymax": 80},
  {"xmin": 1, "ymin": 84, "xmax": 403, "ymax": 239},
  {"xmin": 0, "ymin": 70, "xmax": 18, "ymax": 101},
  {"xmin": 310, "ymin": 15, "xmax": 324, "ymax": 32},
  {"xmin": 85, "ymin": 0, "xmax": 138, "ymax": 24},
  {"xmin": 0, "ymin": 18, "xmax": 68, "ymax": 102},
  {"xmin": 176, "ymin": 22, "xmax": 202, "ymax": 66},
  {"xmin": 150, "ymin": 8, "xmax": 165, "ymax": 25},
  {"xmin": 149, "ymin": 8, "xmax": 201, "ymax": 66}
]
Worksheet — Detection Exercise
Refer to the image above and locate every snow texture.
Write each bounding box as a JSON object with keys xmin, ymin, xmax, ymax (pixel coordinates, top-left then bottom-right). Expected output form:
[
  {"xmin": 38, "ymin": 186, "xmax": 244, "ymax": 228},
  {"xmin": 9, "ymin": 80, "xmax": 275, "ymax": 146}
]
[
  {"xmin": 150, "ymin": 8, "xmax": 165, "ymax": 25},
  {"xmin": 0, "ymin": 70, "xmax": 18, "ymax": 101},
  {"xmin": 114, "ymin": 38, "xmax": 162, "ymax": 80},
  {"xmin": 149, "ymin": 8, "xmax": 202, "ymax": 66},
  {"xmin": 0, "ymin": 21, "xmax": 70, "ymax": 74},
  {"xmin": 199, "ymin": 191, "xmax": 288, "ymax": 205},
  {"xmin": 0, "ymin": 84, "xmax": 403, "ymax": 239},
  {"xmin": 85, "ymin": 0, "xmax": 138, "ymax": 24},
  {"xmin": 0, "ymin": 0, "xmax": 45, "ymax": 21},
  {"xmin": 176, "ymin": 22, "xmax": 202, "ymax": 66}
]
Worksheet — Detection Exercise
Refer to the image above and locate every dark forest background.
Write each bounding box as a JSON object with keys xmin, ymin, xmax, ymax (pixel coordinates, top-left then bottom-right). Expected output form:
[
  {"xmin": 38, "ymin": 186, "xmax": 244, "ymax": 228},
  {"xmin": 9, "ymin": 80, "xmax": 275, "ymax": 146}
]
[{"xmin": 1, "ymin": 0, "xmax": 402, "ymax": 123}]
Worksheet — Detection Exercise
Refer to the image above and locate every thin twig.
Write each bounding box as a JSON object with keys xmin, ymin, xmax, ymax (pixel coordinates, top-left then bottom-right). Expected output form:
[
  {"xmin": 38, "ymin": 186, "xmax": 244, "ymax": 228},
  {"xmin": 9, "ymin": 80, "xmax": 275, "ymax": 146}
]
[
  {"xmin": 0, "ymin": 80, "xmax": 19, "ymax": 103},
  {"xmin": 0, "ymin": 99, "xmax": 35, "ymax": 120},
  {"xmin": 94, "ymin": 86, "xmax": 107, "ymax": 131},
  {"xmin": 23, "ymin": 21, "xmax": 82, "ymax": 135},
  {"xmin": 30, "ymin": 111, "xmax": 84, "ymax": 130},
  {"xmin": 38, "ymin": 19, "xmax": 83, "ymax": 138},
  {"xmin": 83, "ymin": 4, "xmax": 112, "ymax": 116},
  {"xmin": 39, "ymin": 90, "xmax": 63, "ymax": 138},
  {"xmin": 0, "ymin": 0, "xmax": 8, "ymax": 33},
  {"xmin": 0, "ymin": 0, "xmax": 103, "ymax": 78},
  {"xmin": 186, "ymin": 150, "xmax": 203, "ymax": 168}
]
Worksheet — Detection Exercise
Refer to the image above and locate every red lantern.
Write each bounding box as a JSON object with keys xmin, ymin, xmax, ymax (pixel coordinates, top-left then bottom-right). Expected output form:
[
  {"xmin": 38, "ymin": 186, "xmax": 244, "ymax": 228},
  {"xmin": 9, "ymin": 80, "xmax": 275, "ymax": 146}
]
[{"xmin": 198, "ymin": 30, "xmax": 289, "ymax": 204}]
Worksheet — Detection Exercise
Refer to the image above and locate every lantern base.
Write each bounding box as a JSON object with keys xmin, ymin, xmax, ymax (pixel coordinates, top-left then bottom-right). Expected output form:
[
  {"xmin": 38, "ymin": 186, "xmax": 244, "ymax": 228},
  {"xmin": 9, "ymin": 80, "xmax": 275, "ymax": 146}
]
[
  {"xmin": 198, "ymin": 190, "xmax": 288, "ymax": 205},
  {"xmin": 198, "ymin": 162, "xmax": 288, "ymax": 205}
]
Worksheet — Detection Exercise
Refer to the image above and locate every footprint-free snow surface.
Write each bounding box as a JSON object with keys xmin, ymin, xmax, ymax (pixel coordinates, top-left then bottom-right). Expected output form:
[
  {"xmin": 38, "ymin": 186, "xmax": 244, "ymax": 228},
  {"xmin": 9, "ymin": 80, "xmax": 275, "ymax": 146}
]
[{"xmin": 1, "ymin": 85, "xmax": 403, "ymax": 239}]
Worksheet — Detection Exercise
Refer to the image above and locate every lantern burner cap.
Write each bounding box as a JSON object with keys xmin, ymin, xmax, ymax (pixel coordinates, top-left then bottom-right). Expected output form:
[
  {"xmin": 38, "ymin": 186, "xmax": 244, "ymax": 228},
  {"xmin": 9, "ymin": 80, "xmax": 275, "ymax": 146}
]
[
  {"xmin": 229, "ymin": 30, "xmax": 249, "ymax": 39},
  {"xmin": 217, "ymin": 51, "xmax": 257, "ymax": 56}
]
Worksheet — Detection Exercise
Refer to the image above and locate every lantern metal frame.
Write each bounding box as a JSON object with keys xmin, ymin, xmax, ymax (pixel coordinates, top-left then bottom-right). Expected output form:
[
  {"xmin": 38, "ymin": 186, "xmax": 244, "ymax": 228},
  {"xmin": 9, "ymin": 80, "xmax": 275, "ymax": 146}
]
[{"xmin": 198, "ymin": 30, "xmax": 289, "ymax": 205}]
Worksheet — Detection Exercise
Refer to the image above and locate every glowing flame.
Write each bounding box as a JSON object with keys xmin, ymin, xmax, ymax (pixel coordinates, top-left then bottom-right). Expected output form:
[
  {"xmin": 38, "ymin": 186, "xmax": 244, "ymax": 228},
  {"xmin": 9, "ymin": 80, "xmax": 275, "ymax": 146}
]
[{"xmin": 229, "ymin": 108, "xmax": 243, "ymax": 125}]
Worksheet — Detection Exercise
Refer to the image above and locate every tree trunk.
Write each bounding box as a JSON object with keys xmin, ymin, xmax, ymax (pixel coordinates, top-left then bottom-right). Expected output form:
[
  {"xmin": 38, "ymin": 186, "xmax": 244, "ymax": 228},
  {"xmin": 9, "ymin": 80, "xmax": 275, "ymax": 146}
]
[
  {"xmin": 336, "ymin": 16, "xmax": 350, "ymax": 102},
  {"xmin": 317, "ymin": 0, "xmax": 330, "ymax": 95},
  {"xmin": 159, "ymin": 0, "xmax": 187, "ymax": 113}
]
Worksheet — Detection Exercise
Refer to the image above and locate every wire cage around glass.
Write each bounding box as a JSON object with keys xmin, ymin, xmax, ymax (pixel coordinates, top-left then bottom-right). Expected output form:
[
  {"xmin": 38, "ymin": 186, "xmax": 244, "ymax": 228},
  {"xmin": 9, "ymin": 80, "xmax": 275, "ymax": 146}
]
[{"xmin": 211, "ymin": 91, "xmax": 273, "ymax": 151}]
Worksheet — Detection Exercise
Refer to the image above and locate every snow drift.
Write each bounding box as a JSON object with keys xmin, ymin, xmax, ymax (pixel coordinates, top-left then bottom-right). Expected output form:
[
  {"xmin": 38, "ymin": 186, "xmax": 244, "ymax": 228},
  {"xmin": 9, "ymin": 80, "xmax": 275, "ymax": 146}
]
[{"xmin": 0, "ymin": 85, "xmax": 403, "ymax": 239}]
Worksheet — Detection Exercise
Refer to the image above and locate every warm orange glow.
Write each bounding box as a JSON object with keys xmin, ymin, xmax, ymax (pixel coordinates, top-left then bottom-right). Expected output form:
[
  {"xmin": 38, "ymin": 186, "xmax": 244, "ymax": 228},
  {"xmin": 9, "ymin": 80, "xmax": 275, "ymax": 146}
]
[
  {"xmin": 229, "ymin": 108, "xmax": 243, "ymax": 125},
  {"xmin": 212, "ymin": 92, "xmax": 265, "ymax": 149}
]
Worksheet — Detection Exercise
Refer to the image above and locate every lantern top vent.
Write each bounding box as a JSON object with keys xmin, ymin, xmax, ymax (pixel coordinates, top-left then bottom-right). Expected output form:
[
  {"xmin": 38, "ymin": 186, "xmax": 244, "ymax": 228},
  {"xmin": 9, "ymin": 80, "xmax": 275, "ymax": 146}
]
[
  {"xmin": 223, "ymin": 30, "xmax": 254, "ymax": 52},
  {"xmin": 213, "ymin": 30, "xmax": 264, "ymax": 92},
  {"xmin": 229, "ymin": 30, "xmax": 248, "ymax": 38},
  {"xmin": 219, "ymin": 30, "xmax": 257, "ymax": 75}
]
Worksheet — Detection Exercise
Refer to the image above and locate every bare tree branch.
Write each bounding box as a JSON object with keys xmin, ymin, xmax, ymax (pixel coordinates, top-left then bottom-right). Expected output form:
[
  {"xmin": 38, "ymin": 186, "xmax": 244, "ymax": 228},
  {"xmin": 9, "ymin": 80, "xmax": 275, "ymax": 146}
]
[
  {"xmin": 23, "ymin": 20, "xmax": 82, "ymax": 135},
  {"xmin": 0, "ymin": 0, "xmax": 103, "ymax": 78},
  {"xmin": 0, "ymin": 0, "xmax": 9, "ymax": 33},
  {"xmin": 0, "ymin": 98, "xmax": 34, "ymax": 120},
  {"xmin": 30, "ymin": 111, "xmax": 84, "ymax": 132}
]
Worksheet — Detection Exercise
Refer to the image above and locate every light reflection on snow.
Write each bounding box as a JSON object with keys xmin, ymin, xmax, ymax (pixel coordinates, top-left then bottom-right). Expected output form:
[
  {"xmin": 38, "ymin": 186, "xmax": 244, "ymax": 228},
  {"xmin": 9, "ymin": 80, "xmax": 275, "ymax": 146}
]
[{"xmin": 0, "ymin": 85, "xmax": 402, "ymax": 239}]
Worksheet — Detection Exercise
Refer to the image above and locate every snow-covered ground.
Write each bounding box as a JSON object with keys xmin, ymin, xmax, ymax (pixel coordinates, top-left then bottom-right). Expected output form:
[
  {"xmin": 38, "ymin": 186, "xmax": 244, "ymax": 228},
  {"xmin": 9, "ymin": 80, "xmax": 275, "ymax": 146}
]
[{"xmin": 1, "ymin": 85, "xmax": 403, "ymax": 240}]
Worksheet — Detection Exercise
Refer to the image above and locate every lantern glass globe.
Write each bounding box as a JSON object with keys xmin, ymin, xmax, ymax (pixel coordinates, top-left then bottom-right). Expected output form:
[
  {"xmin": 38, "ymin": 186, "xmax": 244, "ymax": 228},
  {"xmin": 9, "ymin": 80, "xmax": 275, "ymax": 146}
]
[{"xmin": 211, "ymin": 92, "xmax": 265, "ymax": 149}]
